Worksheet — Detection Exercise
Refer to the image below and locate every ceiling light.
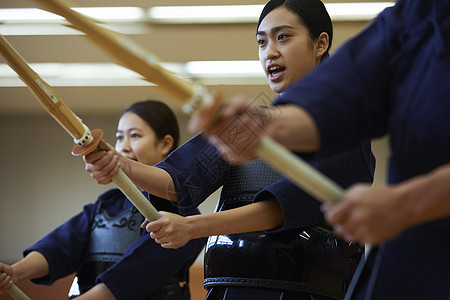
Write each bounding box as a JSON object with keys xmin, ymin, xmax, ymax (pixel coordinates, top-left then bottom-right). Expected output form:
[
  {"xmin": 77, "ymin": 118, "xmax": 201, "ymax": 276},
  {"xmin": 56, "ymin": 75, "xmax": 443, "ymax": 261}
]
[
  {"xmin": 147, "ymin": 3, "xmax": 395, "ymax": 23},
  {"xmin": 0, "ymin": 7, "xmax": 145, "ymax": 23},
  {"xmin": 0, "ymin": 2, "xmax": 395, "ymax": 26},
  {"xmin": 0, "ymin": 61, "xmax": 266, "ymax": 87},
  {"xmin": 74, "ymin": 7, "xmax": 145, "ymax": 21},
  {"xmin": 0, "ymin": 62, "xmax": 146, "ymax": 87},
  {"xmin": 186, "ymin": 61, "xmax": 264, "ymax": 77},
  {"xmin": 149, "ymin": 5, "xmax": 264, "ymax": 24},
  {"xmin": 0, "ymin": 8, "xmax": 62, "ymax": 22},
  {"xmin": 326, "ymin": 2, "xmax": 394, "ymax": 20}
]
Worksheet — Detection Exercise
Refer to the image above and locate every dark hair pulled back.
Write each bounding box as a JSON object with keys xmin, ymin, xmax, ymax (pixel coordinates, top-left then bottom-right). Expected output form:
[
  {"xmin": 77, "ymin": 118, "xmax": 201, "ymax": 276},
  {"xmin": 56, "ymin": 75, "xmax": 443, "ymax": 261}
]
[
  {"xmin": 257, "ymin": 0, "xmax": 333, "ymax": 59},
  {"xmin": 122, "ymin": 100, "xmax": 180, "ymax": 154}
]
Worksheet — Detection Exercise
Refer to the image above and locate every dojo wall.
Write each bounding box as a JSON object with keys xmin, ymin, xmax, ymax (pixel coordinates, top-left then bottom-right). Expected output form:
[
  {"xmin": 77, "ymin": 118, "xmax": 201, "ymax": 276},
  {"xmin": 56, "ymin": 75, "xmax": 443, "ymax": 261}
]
[{"xmin": 0, "ymin": 110, "xmax": 389, "ymax": 262}]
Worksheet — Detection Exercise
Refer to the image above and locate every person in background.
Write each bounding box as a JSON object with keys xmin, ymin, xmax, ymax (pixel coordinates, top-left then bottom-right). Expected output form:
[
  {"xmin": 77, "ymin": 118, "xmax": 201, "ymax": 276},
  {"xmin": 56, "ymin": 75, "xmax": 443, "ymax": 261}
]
[
  {"xmin": 0, "ymin": 100, "xmax": 206, "ymax": 300},
  {"xmin": 195, "ymin": 0, "xmax": 450, "ymax": 299}
]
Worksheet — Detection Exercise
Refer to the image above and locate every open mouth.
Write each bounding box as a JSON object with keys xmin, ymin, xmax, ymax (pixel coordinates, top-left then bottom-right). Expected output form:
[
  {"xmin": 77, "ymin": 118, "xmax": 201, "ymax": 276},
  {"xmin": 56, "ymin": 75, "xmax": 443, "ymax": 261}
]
[{"xmin": 268, "ymin": 65, "xmax": 285, "ymax": 80}]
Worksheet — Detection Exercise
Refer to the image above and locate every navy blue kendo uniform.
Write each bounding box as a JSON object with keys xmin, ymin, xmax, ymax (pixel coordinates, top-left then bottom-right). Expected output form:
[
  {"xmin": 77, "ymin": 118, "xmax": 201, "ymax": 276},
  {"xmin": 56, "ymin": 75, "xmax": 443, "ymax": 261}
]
[
  {"xmin": 156, "ymin": 133, "xmax": 375, "ymax": 299},
  {"xmin": 24, "ymin": 189, "xmax": 206, "ymax": 300},
  {"xmin": 274, "ymin": 1, "xmax": 450, "ymax": 299}
]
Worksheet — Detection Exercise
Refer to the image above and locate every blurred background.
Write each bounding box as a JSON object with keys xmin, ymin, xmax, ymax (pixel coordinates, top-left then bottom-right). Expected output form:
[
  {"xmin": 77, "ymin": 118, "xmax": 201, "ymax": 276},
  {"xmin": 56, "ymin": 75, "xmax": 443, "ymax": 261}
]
[{"xmin": 0, "ymin": 0, "xmax": 392, "ymax": 299}]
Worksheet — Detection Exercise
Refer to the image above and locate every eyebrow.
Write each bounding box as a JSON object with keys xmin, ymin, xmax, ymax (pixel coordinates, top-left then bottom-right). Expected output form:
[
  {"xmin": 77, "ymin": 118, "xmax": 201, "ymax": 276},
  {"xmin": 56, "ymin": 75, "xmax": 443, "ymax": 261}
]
[
  {"xmin": 256, "ymin": 25, "xmax": 295, "ymax": 36},
  {"xmin": 116, "ymin": 127, "xmax": 140, "ymax": 134}
]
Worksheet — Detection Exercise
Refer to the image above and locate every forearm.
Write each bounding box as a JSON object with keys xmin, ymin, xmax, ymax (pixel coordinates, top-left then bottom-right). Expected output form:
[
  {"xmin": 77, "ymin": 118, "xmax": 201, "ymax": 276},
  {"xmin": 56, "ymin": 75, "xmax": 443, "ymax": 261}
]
[
  {"xmin": 121, "ymin": 158, "xmax": 177, "ymax": 202},
  {"xmin": 267, "ymin": 104, "xmax": 321, "ymax": 152},
  {"xmin": 398, "ymin": 163, "xmax": 450, "ymax": 227},
  {"xmin": 11, "ymin": 251, "xmax": 49, "ymax": 282},
  {"xmin": 187, "ymin": 199, "xmax": 284, "ymax": 239}
]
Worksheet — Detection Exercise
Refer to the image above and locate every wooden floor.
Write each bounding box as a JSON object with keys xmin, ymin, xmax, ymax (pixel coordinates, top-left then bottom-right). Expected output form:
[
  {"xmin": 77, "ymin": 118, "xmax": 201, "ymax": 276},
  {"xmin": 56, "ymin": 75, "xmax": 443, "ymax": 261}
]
[{"xmin": 0, "ymin": 265, "xmax": 207, "ymax": 300}]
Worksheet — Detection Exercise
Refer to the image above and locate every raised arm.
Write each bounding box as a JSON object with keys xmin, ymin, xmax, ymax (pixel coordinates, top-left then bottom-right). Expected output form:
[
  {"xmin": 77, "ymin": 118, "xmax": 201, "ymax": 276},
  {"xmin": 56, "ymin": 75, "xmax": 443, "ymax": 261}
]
[
  {"xmin": 84, "ymin": 140, "xmax": 177, "ymax": 202},
  {"xmin": 196, "ymin": 97, "xmax": 321, "ymax": 164}
]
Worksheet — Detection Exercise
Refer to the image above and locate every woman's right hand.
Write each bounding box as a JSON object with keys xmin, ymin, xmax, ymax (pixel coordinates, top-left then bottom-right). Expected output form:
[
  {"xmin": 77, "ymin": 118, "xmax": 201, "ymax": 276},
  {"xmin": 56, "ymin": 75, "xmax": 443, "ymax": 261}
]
[
  {"xmin": 0, "ymin": 263, "xmax": 14, "ymax": 295},
  {"xmin": 83, "ymin": 139, "xmax": 123, "ymax": 184},
  {"xmin": 191, "ymin": 95, "xmax": 267, "ymax": 164}
]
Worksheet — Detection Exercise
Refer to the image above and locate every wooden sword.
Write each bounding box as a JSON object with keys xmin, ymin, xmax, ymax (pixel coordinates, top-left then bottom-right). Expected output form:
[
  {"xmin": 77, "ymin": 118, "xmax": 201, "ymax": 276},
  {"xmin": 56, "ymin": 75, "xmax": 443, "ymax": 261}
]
[{"xmin": 0, "ymin": 35, "xmax": 161, "ymax": 222}]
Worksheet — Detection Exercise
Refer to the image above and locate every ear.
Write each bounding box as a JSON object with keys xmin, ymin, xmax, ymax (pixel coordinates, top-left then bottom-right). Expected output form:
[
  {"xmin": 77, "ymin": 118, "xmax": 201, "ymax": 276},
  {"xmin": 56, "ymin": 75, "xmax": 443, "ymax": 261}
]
[
  {"xmin": 315, "ymin": 32, "xmax": 330, "ymax": 60},
  {"xmin": 159, "ymin": 134, "xmax": 175, "ymax": 158}
]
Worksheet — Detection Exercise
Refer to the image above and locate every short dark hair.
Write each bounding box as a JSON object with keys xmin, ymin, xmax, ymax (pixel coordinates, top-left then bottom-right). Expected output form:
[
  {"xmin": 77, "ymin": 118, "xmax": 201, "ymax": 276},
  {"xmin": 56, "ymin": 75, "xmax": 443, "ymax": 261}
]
[
  {"xmin": 121, "ymin": 100, "xmax": 180, "ymax": 154},
  {"xmin": 257, "ymin": 0, "xmax": 333, "ymax": 59}
]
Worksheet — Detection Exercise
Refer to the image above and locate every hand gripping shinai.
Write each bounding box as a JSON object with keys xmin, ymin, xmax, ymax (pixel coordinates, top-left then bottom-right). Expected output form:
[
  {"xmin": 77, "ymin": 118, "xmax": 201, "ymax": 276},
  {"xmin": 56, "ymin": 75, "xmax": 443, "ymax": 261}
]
[
  {"xmin": 32, "ymin": 0, "xmax": 346, "ymax": 204},
  {"xmin": 0, "ymin": 36, "xmax": 160, "ymax": 222},
  {"xmin": 0, "ymin": 272, "xmax": 30, "ymax": 300}
]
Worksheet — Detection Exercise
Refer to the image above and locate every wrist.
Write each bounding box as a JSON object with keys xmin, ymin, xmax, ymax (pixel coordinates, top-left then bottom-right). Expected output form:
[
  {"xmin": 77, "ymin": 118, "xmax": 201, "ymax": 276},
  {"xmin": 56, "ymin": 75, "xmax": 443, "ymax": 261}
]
[
  {"xmin": 185, "ymin": 215, "xmax": 204, "ymax": 240},
  {"xmin": 394, "ymin": 173, "xmax": 439, "ymax": 229},
  {"xmin": 120, "ymin": 155, "xmax": 133, "ymax": 177},
  {"xmin": 12, "ymin": 251, "xmax": 49, "ymax": 282},
  {"xmin": 392, "ymin": 184, "xmax": 419, "ymax": 229},
  {"xmin": 10, "ymin": 262, "xmax": 27, "ymax": 282}
]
